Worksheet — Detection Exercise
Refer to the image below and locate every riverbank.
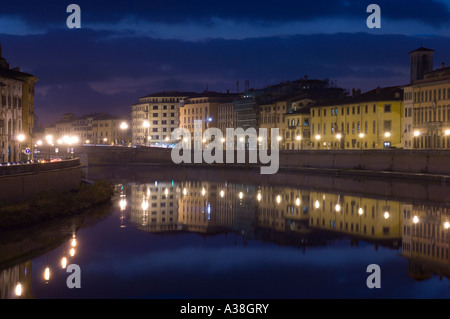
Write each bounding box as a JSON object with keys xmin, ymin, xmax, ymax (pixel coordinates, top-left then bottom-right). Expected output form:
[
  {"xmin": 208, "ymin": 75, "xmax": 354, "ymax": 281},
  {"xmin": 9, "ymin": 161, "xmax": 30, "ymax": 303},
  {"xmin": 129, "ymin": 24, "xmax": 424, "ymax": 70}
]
[{"xmin": 0, "ymin": 180, "xmax": 115, "ymax": 230}]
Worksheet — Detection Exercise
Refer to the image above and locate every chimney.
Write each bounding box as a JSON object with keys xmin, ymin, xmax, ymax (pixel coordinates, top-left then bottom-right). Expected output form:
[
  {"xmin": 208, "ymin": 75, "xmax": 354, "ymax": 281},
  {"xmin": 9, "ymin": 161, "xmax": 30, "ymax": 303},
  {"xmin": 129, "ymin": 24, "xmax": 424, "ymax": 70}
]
[{"xmin": 442, "ymin": 62, "xmax": 446, "ymax": 68}]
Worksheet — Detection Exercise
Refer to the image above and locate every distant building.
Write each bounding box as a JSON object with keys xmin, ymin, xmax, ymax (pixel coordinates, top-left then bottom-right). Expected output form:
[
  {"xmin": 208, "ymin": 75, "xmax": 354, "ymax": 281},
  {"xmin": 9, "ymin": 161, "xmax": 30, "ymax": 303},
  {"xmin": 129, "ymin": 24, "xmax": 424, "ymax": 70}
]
[
  {"xmin": 0, "ymin": 43, "xmax": 38, "ymax": 162},
  {"xmin": 131, "ymin": 91, "xmax": 195, "ymax": 145},
  {"xmin": 404, "ymin": 47, "xmax": 450, "ymax": 149},
  {"xmin": 49, "ymin": 112, "xmax": 131, "ymax": 145}
]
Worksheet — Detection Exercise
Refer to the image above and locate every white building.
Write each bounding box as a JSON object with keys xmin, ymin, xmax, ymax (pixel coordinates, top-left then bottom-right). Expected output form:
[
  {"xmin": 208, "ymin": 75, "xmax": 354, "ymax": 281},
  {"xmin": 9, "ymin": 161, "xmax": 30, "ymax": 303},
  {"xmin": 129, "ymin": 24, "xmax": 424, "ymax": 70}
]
[{"xmin": 131, "ymin": 92, "xmax": 195, "ymax": 145}]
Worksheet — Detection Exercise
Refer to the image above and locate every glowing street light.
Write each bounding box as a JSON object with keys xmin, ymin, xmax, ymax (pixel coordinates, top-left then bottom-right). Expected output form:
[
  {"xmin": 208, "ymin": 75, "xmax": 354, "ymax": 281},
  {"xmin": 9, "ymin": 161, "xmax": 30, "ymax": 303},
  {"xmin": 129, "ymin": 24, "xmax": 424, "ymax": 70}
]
[
  {"xmin": 444, "ymin": 221, "xmax": 450, "ymax": 229},
  {"xmin": 336, "ymin": 133, "xmax": 342, "ymax": 140},
  {"xmin": 413, "ymin": 131, "xmax": 420, "ymax": 137},
  {"xmin": 358, "ymin": 207, "xmax": 364, "ymax": 215},
  {"xmin": 17, "ymin": 134, "xmax": 25, "ymax": 142},
  {"xmin": 61, "ymin": 257, "xmax": 67, "ymax": 269},
  {"xmin": 120, "ymin": 122, "xmax": 129, "ymax": 130},
  {"xmin": 314, "ymin": 200, "xmax": 320, "ymax": 209},
  {"xmin": 276, "ymin": 195, "xmax": 282, "ymax": 204},
  {"xmin": 384, "ymin": 211, "xmax": 390, "ymax": 219},
  {"xmin": 445, "ymin": 130, "xmax": 450, "ymax": 136},
  {"xmin": 335, "ymin": 203, "xmax": 341, "ymax": 212},
  {"xmin": 15, "ymin": 283, "xmax": 23, "ymax": 297},
  {"xmin": 413, "ymin": 216, "xmax": 419, "ymax": 224},
  {"xmin": 44, "ymin": 266, "xmax": 51, "ymax": 282},
  {"xmin": 384, "ymin": 132, "xmax": 391, "ymax": 138}
]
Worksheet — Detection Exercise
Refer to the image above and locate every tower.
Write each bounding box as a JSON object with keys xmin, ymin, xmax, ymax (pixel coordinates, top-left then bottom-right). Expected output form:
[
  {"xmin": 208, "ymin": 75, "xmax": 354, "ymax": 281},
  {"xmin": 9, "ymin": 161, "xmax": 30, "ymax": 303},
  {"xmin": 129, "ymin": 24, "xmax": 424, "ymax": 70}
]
[{"xmin": 409, "ymin": 47, "xmax": 434, "ymax": 83}]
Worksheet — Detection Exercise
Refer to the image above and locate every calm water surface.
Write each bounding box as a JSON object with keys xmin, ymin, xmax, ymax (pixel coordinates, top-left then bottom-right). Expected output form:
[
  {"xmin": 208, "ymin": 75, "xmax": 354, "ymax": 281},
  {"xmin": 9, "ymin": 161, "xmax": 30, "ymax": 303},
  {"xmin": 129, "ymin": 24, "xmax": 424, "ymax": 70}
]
[{"xmin": 1, "ymin": 167, "xmax": 449, "ymax": 299}]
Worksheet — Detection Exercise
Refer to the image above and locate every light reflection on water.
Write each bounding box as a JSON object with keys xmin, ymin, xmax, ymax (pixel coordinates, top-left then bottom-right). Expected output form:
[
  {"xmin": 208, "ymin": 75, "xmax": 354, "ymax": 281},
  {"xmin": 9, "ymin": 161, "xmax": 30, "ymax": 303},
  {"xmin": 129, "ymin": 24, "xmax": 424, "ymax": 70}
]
[{"xmin": 1, "ymin": 171, "xmax": 450, "ymax": 299}]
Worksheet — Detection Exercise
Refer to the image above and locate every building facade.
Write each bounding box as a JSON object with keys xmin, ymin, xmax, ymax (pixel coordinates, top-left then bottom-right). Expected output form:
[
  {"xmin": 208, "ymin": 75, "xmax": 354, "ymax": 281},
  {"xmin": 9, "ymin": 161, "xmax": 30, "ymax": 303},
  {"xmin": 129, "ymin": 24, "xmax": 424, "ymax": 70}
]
[
  {"xmin": 310, "ymin": 87, "xmax": 404, "ymax": 150},
  {"xmin": 131, "ymin": 92, "xmax": 194, "ymax": 145},
  {"xmin": 404, "ymin": 48, "xmax": 450, "ymax": 149},
  {"xmin": 51, "ymin": 112, "xmax": 131, "ymax": 145},
  {"xmin": 0, "ymin": 43, "xmax": 38, "ymax": 162}
]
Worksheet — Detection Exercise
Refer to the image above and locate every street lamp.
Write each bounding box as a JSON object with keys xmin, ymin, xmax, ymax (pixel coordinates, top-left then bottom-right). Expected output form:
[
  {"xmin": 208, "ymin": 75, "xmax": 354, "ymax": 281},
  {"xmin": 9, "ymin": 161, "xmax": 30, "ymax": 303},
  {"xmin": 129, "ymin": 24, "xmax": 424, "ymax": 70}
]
[
  {"xmin": 17, "ymin": 134, "xmax": 25, "ymax": 161},
  {"xmin": 120, "ymin": 122, "xmax": 129, "ymax": 145},
  {"xmin": 336, "ymin": 133, "xmax": 342, "ymax": 150},
  {"xmin": 359, "ymin": 133, "xmax": 364, "ymax": 149},
  {"xmin": 315, "ymin": 135, "xmax": 321, "ymax": 149}
]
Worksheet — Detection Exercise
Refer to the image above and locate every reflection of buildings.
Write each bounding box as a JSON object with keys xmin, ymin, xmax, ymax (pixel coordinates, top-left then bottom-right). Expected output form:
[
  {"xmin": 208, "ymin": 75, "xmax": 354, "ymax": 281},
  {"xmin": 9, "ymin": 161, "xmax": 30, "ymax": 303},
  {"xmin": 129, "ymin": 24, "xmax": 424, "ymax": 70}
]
[
  {"xmin": 402, "ymin": 204, "xmax": 450, "ymax": 280},
  {"xmin": 129, "ymin": 182, "xmax": 179, "ymax": 232},
  {"xmin": 257, "ymin": 186, "xmax": 309, "ymax": 233},
  {"xmin": 216, "ymin": 182, "xmax": 237, "ymax": 228},
  {"xmin": 178, "ymin": 181, "xmax": 218, "ymax": 233},
  {"xmin": 0, "ymin": 261, "xmax": 33, "ymax": 299},
  {"xmin": 308, "ymin": 191, "xmax": 402, "ymax": 246}
]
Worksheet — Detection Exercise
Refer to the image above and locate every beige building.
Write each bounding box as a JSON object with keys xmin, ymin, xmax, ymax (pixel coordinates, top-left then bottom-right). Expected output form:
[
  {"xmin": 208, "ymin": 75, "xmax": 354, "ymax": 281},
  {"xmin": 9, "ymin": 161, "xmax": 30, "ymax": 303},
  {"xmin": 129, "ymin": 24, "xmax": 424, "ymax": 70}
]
[
  {"xmin": 404, "ymin": 47, "xmax": 450, "ymax": 149},
  {"xmin": 180, "ymin": 92, "xmax": 235, "ymax": 148},
  {"xmin": 131, "ymin": 92, "xmax": 194, "ymax": 145},
  {"xmin": 217, "ymin": 102, "xmax": 237, "ymax": 133},
  {"xmin": 178, "ymin": 180, "xmax": 217, "ymax": 233},
  {"xmin": 0, "ymin": 44, "xmax": 38, "ymax": 162}
]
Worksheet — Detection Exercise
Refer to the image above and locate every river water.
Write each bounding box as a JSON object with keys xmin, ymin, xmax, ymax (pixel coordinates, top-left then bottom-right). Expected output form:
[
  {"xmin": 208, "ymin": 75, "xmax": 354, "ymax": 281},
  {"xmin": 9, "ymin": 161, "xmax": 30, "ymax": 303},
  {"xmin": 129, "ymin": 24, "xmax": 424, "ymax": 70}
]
[{"xmin": 1, "ymin": 166, "xmax": 449, "ymax": 299}]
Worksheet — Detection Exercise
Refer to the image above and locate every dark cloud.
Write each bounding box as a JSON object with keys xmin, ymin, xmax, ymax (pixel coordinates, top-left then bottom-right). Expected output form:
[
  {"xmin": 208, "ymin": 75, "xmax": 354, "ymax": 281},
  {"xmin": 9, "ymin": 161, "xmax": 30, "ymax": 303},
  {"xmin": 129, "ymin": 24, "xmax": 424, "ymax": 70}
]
[
  {"xmin": 2, "ymin": 24, "xmax": 450, "ymax": 125},
  {"xmin": 1, "ymin": 0, "xmax": 449, "ymax": 28}
]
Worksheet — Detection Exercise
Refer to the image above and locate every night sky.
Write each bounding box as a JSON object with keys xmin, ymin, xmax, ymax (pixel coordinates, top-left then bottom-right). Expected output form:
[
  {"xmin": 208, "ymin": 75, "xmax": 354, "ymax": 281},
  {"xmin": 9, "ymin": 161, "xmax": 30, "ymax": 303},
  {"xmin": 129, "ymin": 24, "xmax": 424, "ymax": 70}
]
[{"xmin": 1, "ymin": 0, "xmax": 450, "ymax": 126}]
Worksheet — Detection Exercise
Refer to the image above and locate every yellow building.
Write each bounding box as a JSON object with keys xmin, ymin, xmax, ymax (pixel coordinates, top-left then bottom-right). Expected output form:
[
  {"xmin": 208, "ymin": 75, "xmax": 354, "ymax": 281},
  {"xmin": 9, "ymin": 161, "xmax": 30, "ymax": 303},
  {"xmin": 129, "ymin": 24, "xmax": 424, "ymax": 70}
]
[
  {"xmin": 284, "ymin": 98, "xmax": 314, "ymax": 150},
  {"xmin": 404, "ymin": 47, "xmax": 450, "ymax": 149},
  {"xmin": 310, "ymin": 86, "xmax": 403, "ymax": 150}
]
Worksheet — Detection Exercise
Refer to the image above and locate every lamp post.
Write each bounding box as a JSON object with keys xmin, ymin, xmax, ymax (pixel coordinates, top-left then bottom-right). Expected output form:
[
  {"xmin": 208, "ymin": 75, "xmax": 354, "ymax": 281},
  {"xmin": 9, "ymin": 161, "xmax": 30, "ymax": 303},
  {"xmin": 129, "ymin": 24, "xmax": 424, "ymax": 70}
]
[
  {"xmin": 384, "ymin": 132, "xmax": 391, "ymax": 148},
  {"xmin": 143, "ymin": 121, "xmax": 150, "ymax": 146},
  {"xmin": 120, "ymin": 122, "xmax": 129, "ymax": 146},
  {"xmin": 336, "ymin": 133, "xmax": 342, "ymax": 150},
  {"xmin": 17, "ymin": 134, "xmax": 25, "ymax": 162},
  {"xmin": 359, "ymin": 133, "xmax": 364, "ymax": 150},
  {"xmin": 413, "ymin": 131, "xmax": 420, "ymax": 149}
]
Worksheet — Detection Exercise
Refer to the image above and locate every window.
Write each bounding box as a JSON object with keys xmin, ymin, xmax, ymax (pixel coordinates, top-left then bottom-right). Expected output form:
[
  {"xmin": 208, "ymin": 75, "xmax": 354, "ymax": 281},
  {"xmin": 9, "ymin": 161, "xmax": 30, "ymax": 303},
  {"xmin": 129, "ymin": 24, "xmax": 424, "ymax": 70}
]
[
  {"xmin": 383, "ymin": 120, "xmax": 392, "ymax": 132},
  {"xmin": 153, "ymin": 105, "xmax": 158, "ymax": 110},
  {"xmin": 153, "ymin": 113, "xmax": 158, "ymax": 117},
  {"xmin": 384, "ymin": 104, "xmax": 391, "ymax": 113}
]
